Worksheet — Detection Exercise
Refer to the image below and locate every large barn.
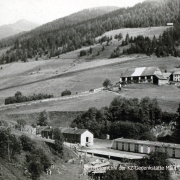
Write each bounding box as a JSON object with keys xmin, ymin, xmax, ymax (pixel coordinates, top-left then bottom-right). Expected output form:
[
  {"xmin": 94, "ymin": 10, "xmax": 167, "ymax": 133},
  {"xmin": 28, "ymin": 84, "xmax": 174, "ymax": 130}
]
[
  {"xmin": 112, "ymin": 138, "xmax": 180, "ymax": 158},
  {"xmin": 59, "ymin": 127, "xmax": 94, "ymax": 146},
  {"xmin": 120, "ymin": 67, "xmax": 168, "ymax": 85}
]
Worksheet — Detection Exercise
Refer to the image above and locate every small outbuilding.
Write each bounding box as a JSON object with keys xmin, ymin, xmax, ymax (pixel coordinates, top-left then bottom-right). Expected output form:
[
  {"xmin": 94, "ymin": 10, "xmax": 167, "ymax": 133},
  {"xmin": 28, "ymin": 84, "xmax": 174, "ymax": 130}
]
[
  {"xmin": 39, "ymin": 126, "xmax": 53, "ymax": 139},
  {"xmin": 59, "ymin": 127, "xmax": 94, "ymax": 146},
  {"xmin": 172, "ymin": 71, "xmax": 180, "ymax": 82}
]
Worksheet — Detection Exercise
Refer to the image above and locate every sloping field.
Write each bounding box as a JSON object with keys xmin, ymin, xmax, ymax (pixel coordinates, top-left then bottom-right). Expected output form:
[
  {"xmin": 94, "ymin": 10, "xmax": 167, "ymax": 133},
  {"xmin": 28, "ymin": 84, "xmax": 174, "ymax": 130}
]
[
  {"xmin": 0, "ymin": 56, "xmax": 180, "ymax": 112},
  {"xmin": 2, "ymin": 111, "xmax": 83, "ymax": 127},
  {"xmin": 0, "ymin": 91, "xmax": 120, "ymax": 114},
  {"xmin": 53, "ymin": 27, "xmax": 169, "ymax": 60},
  {"xmin": 96, "ymin": 26, "xmax": 169, "ymax": 40}
]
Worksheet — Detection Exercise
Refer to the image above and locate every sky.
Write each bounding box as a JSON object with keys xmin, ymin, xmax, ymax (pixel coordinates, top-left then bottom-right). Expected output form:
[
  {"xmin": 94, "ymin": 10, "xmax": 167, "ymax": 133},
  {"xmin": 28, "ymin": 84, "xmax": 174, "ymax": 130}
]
[{"xmin": 0, "ymin": 0, "xmax": 143, "ymax": 26}]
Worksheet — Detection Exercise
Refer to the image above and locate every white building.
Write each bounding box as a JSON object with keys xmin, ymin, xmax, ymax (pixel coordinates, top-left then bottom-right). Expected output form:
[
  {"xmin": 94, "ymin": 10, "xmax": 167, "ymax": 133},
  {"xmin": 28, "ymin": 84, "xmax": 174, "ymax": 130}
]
[
  {"xmin": 173, "ymin": 71, "xmax": 180, "ymax": 82},
  {"xmin": 112, "ymin": 138, "xmax": 180, "ymax": 158},
  {"xmin": 59, "ymin": 127, "xmax": 94, "ymax": 146}
]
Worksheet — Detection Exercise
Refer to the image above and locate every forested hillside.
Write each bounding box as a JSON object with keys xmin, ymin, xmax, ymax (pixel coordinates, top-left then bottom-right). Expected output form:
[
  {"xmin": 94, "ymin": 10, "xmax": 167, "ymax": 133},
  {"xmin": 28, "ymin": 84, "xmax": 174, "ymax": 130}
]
[
  {"xmin": 1, "ymin": 0, "xmax": 180, "ymax": 64},
  {"xmin": 0, "ymin": 6, "xmax": 119, "ymax": 47}
]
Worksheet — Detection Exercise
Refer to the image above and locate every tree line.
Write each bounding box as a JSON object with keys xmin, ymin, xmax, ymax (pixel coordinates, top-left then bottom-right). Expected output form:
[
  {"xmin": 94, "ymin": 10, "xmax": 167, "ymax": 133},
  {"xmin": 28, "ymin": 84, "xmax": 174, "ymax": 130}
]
[
  {"xmin": 5, "ymin": 91, "xmax": 54, "ymax": 105},
  {"xmin": 71, "ymin": 96, "xmax": 177, "ymax": 139},
  {"xmin": 111, "ymin": 27, "xmax": 180, "ymax": 58},
  {"xmin": 1, "ymin": 0, "xmax": 180, "ymax": 63}
]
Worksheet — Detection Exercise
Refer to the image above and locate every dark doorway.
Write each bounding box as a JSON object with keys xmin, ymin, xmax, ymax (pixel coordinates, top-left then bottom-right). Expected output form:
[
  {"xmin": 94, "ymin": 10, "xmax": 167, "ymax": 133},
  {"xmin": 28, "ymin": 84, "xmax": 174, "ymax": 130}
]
[{"xmin": 86, "ymin": 137, "xmax": 89, "ymax": 142}]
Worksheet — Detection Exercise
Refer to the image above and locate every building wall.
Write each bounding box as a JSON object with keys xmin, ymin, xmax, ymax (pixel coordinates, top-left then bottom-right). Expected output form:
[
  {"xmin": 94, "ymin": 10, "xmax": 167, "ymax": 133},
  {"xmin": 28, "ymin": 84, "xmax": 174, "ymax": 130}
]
[
  {"xmin": 175, "ymin": 149, "xmax": 180, "ymax": 158},
  {"xmin": 80, "ymin": 131, "xmax": 94, "ymax": 146},
  {"xmin": 158, "ymin": 79, "xmax": 168, "ymax": 85},
  {"xmin": 63, "ymin": 133, "xmax": 81, "ymax": 144},
  {"xmin": 112, "ymin": 140, "xmax": 180, "ymax": 158},
  {"xmin": 173, "ymin": 74, "xmax": 180, "ymax": 81}
]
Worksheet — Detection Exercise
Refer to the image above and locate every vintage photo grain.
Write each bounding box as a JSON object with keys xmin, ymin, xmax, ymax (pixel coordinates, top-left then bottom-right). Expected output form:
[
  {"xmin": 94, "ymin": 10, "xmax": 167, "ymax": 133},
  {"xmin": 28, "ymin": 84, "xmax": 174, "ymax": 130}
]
[{"xmin": 0, "ymin": 0, "xmax": 180, "ymax": 179}]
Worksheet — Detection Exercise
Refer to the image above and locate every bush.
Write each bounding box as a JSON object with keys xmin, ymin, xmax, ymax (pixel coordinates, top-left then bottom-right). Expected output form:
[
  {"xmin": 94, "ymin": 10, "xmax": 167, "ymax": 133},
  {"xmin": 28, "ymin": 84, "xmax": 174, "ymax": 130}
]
[
  {"xmin": 80, "ymin": 50, "xmax": 86, "ymax": 56},
  {"xmin": 5, "ymin": 92, "xmax": 54, "ymax": 105},
  {"xmin": 103, "ymin": 79, "xmax": 111, "ymax": 88},
  {"xmin": 61, "ymin": 89, "xmax": 71, "ymax": 96},
  {"xmin": 19, "ymin": 135, "xmax": 35, "ymax": 151}
]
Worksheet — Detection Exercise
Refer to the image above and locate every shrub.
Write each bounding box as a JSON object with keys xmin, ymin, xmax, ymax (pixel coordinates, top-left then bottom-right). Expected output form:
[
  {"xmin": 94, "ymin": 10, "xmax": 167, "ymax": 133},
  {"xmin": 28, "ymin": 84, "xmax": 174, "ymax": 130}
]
[
  {"xmin": 5, "ymin": 92, "xmax": 54, "ymax": 105},
  {"xmin": 103, "ymin": 79, "xmax": 111, "ymax": 88},
  {"xmin": 61, "ymin": 89, "xmax": 71, "ymax": 96},
  {"xmin": 80, "ymin": 50, "xmax": 86, "ymax": 56},
  {"xmin": 19, "ymin": 135, "xmax": 35, "ymax": 151}
]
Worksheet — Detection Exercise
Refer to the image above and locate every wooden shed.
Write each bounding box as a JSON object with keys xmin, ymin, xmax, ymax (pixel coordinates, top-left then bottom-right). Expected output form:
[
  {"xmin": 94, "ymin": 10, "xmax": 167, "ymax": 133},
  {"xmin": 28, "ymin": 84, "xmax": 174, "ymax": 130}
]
[{"xmin": 59, "ymin": 127, "xmax": 94, "ymax": 146}]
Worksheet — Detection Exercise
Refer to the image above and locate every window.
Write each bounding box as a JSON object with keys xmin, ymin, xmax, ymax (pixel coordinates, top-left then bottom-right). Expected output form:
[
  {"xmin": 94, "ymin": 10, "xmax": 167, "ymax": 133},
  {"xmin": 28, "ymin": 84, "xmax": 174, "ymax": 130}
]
[
  {"xmin": 122, "ymin": 142, "xmax": 124, "ymax": 151},
  {"xmin": 172, "ymin": 148, "xmax": 175, "ymax": 158},
  {"xmin": 135, "ymin": 144, "xmax": 138, "ymax": 152},
  {"xmin": 128, "ymin": 143, "xmax": 130, "ymax": 151},
  {"xmin": 116, "ymin": 142, "xmax": 118, "ymax": 150}
]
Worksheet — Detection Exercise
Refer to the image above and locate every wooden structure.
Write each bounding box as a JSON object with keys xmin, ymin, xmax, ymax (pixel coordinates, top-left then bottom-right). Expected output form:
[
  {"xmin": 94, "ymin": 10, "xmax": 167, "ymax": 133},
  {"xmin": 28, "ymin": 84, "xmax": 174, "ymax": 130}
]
[
  {"xmin": 120, "ymin": 67, "xmax": 169, "ymax": 85},
  {"xmin": 112, "ymin": 138, "xmax": 180, "ymax": 158},
  {"xmin": 59, "ymin": 127, "xmax": 94, "ymax": 146}
]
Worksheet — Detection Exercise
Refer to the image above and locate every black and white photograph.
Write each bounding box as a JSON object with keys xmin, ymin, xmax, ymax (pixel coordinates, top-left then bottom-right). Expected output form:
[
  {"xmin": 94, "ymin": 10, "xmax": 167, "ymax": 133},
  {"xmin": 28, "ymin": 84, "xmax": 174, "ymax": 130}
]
[{"xmin": 0, "ymin": 0, "xmax": 180, "ymax": 179}]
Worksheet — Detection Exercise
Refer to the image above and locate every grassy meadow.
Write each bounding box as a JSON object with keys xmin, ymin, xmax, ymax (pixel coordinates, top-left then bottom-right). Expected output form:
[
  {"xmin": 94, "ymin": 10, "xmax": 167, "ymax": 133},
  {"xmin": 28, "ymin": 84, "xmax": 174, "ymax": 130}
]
[{"xmin": 0, "ymin": 26, "xmax": 179, "ymax": 119}]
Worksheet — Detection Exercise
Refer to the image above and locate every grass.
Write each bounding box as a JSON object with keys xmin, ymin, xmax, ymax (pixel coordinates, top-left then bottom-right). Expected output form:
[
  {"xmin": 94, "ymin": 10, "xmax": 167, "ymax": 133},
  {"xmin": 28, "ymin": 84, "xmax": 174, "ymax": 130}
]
[
  {"xmin": 0, "ymin": 55, "xmax": 180, "ymax": 113},
  {"xmin": 96, "ymin": 26, "xmax": 169, "ymax": 40},
  {"xmin": 121, "ymin": 83, "xmax": 180, "ymax": 112},
  {"xmin": 0, "ymin": 91, "xmax": 119, "ymax": 114}
]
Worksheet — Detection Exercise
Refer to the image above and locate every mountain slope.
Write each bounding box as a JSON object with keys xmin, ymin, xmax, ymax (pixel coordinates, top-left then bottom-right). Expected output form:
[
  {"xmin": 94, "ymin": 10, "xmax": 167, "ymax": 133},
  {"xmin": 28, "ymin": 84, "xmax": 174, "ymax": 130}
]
[
  {"xmin": 28, "ymin": 6, "xmax": 119, "ymax": 35},
  {"xmin": 0, "ymin": 19, "xmax": 39, "ymax": 40},
  {"xmin": 1, "ymin": 0, "xmax": 180, "ymax": 63}
]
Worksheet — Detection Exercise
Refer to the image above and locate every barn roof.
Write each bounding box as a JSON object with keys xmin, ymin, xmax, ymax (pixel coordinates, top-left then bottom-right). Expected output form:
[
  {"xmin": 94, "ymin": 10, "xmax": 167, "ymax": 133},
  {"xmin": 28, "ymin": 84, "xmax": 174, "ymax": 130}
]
[
  {"xmin": 58, "ymin": 127, "xmax": 88, "ymax": 135},
  {"xmin": 120, "ymin": 67, "xmax": 135, "ymax": 77},
  {"xmin": 120, "ymin": 67, "xmax": 161, "ymax": 77},
  {"xmin": 141, "ymin": 67, "xmax": 160, "ymax": 76}
]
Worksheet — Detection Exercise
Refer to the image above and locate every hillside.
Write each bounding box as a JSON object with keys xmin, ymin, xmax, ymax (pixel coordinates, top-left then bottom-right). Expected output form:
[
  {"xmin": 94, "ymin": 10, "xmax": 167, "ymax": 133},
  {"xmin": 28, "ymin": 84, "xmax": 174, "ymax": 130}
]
[
  {"xmin": 0, "ymin": 6, "xmax": 119, "ymax": 48},
  {"xmin": 0, "ymin": 54, "xmax": 180, "ymax": 114},
  {"xmin": 1, "ymin": 0, "xmax": 180, "ymax": 63},
  {"xmin": 0, "ymin": 19, "xmax": 39, "ymax": 40}
]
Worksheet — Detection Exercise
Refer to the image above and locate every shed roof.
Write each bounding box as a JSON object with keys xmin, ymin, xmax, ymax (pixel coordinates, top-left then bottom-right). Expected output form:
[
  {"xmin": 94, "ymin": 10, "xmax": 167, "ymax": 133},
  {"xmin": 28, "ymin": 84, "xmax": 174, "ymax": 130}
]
[
  {"xmin": 154, "ymin": 74, "xmax": 167, "ymax": 80},
  {"xmin": 162, "ymin": 73, "xmax": 171, "ymax": 78},
  {"xmin": 173, "ymin": 71, "xmax": 180, "ymax": 75},
  {"xmin": 114, "ymin": 138, "xmax": 180, "ymax": 149},
  {"xmin": 58, "ymin": 127, "xmax": 89, "ymax": 135},
  {"xmin": 36, "ymin": 126, "xmax": 48, "ymax": 133}
]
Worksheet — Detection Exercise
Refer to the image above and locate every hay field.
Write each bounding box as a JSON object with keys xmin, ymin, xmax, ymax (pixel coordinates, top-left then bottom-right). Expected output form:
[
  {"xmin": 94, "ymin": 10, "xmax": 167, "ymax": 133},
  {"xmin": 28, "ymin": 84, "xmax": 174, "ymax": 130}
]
[{"xmin": 96, "ymin": 26, "xmax": 169, "ymax": 40}]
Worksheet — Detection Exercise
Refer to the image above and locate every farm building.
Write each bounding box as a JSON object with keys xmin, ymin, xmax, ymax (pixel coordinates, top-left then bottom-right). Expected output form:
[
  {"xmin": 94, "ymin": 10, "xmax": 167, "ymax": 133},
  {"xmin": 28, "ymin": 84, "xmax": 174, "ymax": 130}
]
[
  {"xmin": 112, "ymin": 138, "xmax": 180, "ymax": 158},
  {"xmin": 120, "ymin": 67, "xmax": 169, "ymax": 85},
  {"xmin": 172, "ymin": 71, "xmax": 180, "ymax": 82},
  {"xmin": 37, "ymin": 126, "xmax": 53, "ymax": 138},
  {"xmin": 40, "ymin": 126, "xmax": 94, "ymax": 146},
  {"xmin": 59, "ymin": 127, "xmax": 94, "ymax": 146}
]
